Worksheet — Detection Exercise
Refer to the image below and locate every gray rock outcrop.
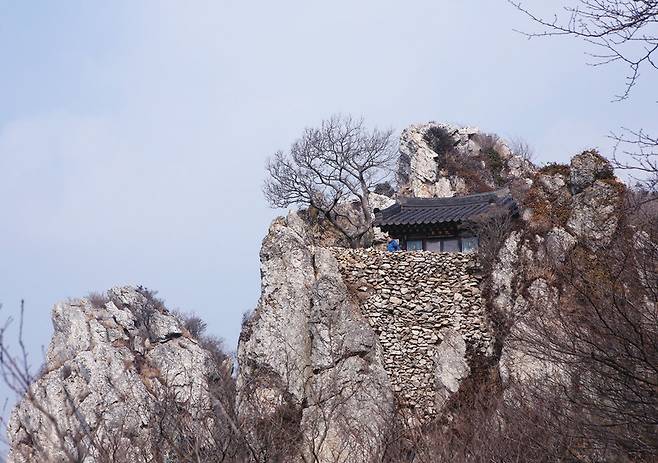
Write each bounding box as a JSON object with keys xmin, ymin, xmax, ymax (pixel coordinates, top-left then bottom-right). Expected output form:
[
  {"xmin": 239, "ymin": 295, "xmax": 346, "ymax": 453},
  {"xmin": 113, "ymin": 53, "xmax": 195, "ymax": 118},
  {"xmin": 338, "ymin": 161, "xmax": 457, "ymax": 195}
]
[
  {"xmin": 397, "ymin": 122, "xmax": 474, "ymax": 198},
  {"xmin": 236, "ymin": 212, "xmax": 394, "ymax": 463},
  {"xmin": 495, "ymin": 152, "xmax": 624, "ymax": 389},
  {"xmin": 397, "ymin": 122, "xmax": 534, "ymax": 198},
  {"xmin": 6, "ymin": 121, "xmax": 632, "ymax": 463},
  {"xmin": 567, "ymin": 180, "xmax": 620, "ymax": 248},
  {"xmin": 434, "ymin": 328, "xmax": 470, "ymax": 409},
  {"xmin": 7, "ymin": 286, "xmax": 222, "ymax": 463},
  {"xmin": 570, "ymin": 150, "xmax": 614, "ymax": 194}
]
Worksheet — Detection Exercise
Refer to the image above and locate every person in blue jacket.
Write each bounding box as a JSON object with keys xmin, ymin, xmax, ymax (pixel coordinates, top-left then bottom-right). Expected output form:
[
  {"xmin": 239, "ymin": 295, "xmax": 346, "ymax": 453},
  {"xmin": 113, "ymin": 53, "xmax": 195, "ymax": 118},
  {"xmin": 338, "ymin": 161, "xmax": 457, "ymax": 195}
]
[{"xmin": 387, "ymin": 239, "xmax": 401, "ymax": 252}]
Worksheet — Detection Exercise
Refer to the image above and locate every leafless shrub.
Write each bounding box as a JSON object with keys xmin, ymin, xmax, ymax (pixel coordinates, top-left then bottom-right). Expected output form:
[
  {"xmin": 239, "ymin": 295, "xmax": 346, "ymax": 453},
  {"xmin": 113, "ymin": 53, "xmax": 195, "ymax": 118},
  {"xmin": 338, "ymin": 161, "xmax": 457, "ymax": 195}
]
[
  {"xmin": 510, "ymin": 137, "xmax": 535, "ymax": 164},
  {"xmin": 465, "ymin": 204, "xmax": 516, "ymax": 276},
  {"xmin": 379, "ymin": 378, "xmax": 575, "ymax": 463},
  {"xmin": 251, "ymin": 399, "xmax": 302, "ymax": 463},
  {"xmin": 181, "ymin": 313, "xmax": 208, "ymax": 339},
  {"xmin": 446, "ymin": 154, "xmax": 496, "ymax": 193},
  {"xmin": 511, "ymin": 198, "xmax": 658, "ymax": 460},
  {"xmin": 134, "ymin": 285, "xmax": 166, "ymax": 312},
  {"xmin": 612, "ymin": 128, "xmax": 658, "ymax": 193},
  {"xmin": 87, "ymin": 291, "xmax": 109, "ymax": 309},
  {"xmin": 472, "ymin": 132, "xmax": 499, "ymax": 153},
  {"xmin": 423, "ymin": 126, "xmax": 457, "ymax": 156},
  {"xmin": 424, "ymin": 127, "xmax": 509, "ymax": 191},
  {"xmin": 236, "ymin": 361, "xmax": 303, "ymax": 463}
]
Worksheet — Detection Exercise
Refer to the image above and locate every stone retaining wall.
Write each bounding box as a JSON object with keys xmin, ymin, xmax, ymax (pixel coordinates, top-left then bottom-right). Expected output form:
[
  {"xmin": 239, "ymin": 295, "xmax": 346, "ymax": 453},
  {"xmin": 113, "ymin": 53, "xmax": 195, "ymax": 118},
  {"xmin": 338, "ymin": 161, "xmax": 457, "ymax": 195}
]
[{"xmin": 332, "ymin": 248, "xmax": 494, "ymax": 420}]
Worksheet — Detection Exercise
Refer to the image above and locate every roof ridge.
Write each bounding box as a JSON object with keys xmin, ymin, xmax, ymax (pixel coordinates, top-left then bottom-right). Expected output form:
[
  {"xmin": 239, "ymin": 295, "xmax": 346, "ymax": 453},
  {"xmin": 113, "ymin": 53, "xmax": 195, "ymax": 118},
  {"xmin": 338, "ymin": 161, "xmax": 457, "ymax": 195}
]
[{"xmin": 375, "ymin": 189, "xmax": 516, "ymax": 228}]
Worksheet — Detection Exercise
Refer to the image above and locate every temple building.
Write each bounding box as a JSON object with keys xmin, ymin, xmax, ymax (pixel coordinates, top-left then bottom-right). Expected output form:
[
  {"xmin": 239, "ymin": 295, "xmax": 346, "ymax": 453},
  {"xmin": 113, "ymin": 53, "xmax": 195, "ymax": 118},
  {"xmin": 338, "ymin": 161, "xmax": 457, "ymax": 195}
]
[{"xmin": 374, "ymin": 190, "xmax": 517, "ymax": 252}]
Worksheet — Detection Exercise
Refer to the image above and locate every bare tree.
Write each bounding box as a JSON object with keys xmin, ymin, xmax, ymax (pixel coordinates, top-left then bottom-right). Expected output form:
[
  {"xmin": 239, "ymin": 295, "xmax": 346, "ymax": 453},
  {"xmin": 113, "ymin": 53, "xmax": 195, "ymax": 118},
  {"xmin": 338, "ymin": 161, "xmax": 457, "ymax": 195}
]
[{"xmin": 264, "ymin": 115, "xmax": 396, "ymax": 248}]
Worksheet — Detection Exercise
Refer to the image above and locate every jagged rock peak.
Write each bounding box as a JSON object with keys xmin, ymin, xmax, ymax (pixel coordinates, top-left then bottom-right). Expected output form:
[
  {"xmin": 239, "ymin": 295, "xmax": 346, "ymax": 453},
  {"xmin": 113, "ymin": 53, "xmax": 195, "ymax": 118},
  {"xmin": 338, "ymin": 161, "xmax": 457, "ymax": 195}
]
[
  {"xmin": 570, "ymin": 149, "xmax": 615, "ymax": 194},
  {"xmin": 7, "ymin": 286, "xmax": 225, "ymax": 463},
  {"xmin": 397, "ymin": 121, "xmax": 534, "ymax": 198}
]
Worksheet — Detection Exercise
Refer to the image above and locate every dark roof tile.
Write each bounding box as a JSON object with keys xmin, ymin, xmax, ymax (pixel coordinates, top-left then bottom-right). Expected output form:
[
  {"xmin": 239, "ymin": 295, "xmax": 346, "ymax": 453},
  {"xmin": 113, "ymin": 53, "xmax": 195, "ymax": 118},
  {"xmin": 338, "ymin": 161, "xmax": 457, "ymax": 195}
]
[{"xmin": 375, "ymin": 190, "xmax": 516, "ymax": 228}]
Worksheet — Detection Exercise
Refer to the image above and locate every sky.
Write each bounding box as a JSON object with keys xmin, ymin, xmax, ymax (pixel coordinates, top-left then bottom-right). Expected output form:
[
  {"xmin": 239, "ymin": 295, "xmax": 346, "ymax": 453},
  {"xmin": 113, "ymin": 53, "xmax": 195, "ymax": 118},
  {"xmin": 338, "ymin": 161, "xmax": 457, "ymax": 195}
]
[{"xmin": 0, "ymin": 0, "xmax": 656, "ymax": 411}]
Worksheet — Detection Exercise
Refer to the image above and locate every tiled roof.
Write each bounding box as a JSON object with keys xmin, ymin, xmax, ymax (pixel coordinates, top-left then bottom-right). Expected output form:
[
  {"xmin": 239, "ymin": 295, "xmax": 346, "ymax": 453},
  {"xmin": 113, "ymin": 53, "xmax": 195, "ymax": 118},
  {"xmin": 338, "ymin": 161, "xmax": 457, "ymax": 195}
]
[{"xmin": 375, "ymin": 190, "xmax": 516, "ymax": 227}]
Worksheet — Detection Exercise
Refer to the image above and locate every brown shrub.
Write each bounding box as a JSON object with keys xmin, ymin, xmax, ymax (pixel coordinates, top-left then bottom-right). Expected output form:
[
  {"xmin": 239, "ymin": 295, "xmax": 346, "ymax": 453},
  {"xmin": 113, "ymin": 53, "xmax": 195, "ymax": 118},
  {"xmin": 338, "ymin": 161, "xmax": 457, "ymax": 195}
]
[
  {"xmin": 523, "ymin": 177, "xmax": 571, "ymax": 231},
  {"xmin": 87, "ymin": 291, "xmax": 109, "ymax": 309},
  {"xmin": 539, "ymin": 162, "xmax": 570, "ymax": 176}
]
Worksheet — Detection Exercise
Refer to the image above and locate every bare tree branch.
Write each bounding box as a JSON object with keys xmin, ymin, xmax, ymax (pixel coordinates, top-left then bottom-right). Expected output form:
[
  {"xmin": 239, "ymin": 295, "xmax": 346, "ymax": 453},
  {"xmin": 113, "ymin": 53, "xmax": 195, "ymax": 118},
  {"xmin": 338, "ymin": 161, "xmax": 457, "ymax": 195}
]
[{"xmin": 508, "ymin": 0, "xmax": 658, "ymax": 100}]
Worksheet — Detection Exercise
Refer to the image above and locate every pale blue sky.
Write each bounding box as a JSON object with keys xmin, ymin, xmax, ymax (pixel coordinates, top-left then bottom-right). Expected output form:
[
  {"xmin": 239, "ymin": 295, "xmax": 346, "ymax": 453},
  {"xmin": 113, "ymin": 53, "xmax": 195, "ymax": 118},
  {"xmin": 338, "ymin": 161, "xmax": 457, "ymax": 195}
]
[{"xmin": 0, "ymin": 0, "xmax": 655, "ymax": 392}]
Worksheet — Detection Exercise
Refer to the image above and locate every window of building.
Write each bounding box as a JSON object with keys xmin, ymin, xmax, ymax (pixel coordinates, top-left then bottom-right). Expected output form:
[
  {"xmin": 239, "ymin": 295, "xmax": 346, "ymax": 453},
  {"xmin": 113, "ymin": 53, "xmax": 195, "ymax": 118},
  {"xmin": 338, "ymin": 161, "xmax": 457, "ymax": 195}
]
[
  {"xmin": 406, "ymin": 239, "xmax": 423, "ymax": 251},
  {"xmin": 402, "ymin": 236, "xmax": 480, "ymax": 253},
  {"xmin": 442, "ymin": 239, "xmax": 460, "ymax": 252},
  {"xmin": 426, "ymin": 239, "xmax": 442, "ymax": 252},
  {"xmin": 461, "ymin": 236, "xmax": 479, "ymax": 253}
]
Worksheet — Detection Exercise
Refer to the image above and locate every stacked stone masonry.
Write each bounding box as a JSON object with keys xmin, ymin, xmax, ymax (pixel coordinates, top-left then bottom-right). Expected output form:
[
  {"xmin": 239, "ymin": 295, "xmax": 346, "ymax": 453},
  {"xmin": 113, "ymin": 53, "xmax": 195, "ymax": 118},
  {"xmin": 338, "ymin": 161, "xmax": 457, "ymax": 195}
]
[{"xmin": 332, "ymin": 248, "xmax": 494, "ymax": 419}]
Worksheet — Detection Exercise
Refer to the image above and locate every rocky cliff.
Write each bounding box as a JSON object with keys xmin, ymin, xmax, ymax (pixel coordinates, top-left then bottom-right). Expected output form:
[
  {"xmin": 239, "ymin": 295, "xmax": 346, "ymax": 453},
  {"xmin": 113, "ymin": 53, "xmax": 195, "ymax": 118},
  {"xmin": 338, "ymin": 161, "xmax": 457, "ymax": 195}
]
[
  {"xmin": 5, "ymin": 121, "xmax": 637, "ymax": 462},
  {"xmin": 7, "ymin": 286, "xmax": 236, "ymax": 463},
  {"xmin": 236, "ymin": 213, "xmax": 393, "ymax": 463},
  {"xmin": 494, "ymin": 150, "xmax": 625, "ymax": 386},
  {"xmin": 235, "ymin": 123, "xmax": 630, "ymax": 462}
]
